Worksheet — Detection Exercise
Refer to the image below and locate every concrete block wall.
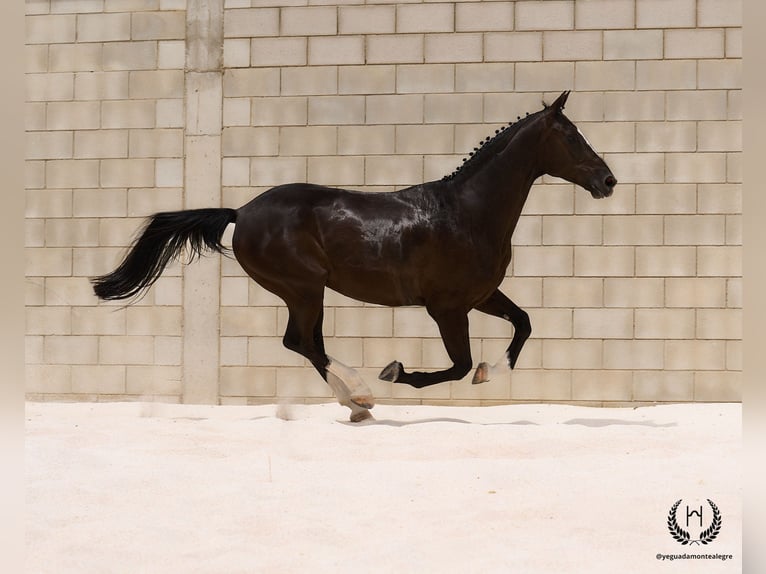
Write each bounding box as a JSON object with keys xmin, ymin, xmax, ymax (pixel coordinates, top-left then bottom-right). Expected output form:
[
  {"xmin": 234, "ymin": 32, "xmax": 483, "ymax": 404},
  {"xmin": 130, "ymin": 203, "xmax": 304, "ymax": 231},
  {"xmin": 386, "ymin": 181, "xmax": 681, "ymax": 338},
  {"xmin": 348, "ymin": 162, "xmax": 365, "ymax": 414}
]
[{"xmin": 26, "ymin": 0, "xmax": 742, "ymax": 406}]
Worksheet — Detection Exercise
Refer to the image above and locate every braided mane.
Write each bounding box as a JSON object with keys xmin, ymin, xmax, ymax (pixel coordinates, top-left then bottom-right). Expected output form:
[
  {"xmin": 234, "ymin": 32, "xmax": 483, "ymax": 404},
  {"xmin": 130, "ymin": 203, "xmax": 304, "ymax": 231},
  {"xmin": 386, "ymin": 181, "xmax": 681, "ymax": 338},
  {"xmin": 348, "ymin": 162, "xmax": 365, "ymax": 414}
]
[{"xmin": 442, "ymin": 109, "xmax": 542, "ymax": 183}]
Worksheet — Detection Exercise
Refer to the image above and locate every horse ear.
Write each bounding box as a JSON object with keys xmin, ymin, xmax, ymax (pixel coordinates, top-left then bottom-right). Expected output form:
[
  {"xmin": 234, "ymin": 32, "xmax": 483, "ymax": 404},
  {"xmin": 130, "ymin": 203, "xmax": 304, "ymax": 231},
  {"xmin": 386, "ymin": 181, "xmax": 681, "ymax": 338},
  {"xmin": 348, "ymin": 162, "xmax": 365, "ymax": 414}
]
[{"xmin": 550, "ymin": 91, "xmax": 570, "ymax": 113}]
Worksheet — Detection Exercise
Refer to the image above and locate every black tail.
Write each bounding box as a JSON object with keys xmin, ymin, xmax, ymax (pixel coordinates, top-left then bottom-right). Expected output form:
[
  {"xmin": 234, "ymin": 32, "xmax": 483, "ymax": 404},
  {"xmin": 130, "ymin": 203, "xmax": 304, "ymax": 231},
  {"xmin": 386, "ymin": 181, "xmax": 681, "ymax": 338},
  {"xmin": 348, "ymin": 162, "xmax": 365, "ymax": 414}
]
[{"xmin": 92, "ymin": 208, "xmax": 237, "ymax": 302}]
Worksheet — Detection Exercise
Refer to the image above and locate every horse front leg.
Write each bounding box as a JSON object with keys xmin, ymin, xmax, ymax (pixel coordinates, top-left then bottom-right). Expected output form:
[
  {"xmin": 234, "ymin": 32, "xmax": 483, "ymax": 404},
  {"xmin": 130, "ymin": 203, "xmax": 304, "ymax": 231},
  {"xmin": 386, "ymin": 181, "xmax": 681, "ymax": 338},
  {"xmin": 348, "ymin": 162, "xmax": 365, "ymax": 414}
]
[
  {"xmin": 379, "ymin": 308, "xmax": 473, "ymax": 388},
  {"xmin": 471, "ymin": 289, "xmax": 531, "ymax": 384}
]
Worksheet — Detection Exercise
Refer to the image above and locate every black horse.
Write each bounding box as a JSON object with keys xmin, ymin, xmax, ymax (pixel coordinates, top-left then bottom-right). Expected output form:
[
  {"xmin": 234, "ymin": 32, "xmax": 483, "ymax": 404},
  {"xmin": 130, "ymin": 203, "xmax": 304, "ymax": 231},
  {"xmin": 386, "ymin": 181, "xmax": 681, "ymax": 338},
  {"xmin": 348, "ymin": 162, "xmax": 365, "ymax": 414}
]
[{"xmin": 93, "ymin": 91, "xmax": 616, "ymax": 421}]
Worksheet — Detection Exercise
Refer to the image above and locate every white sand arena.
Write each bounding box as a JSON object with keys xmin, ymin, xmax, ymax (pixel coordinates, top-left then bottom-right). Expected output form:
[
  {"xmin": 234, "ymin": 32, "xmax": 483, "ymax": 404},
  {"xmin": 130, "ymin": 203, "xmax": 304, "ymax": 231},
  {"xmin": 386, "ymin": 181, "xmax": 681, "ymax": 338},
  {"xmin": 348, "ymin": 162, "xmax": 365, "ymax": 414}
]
[{"xmin": 26, "ymin": 401, "xmax": 741, "ymax": 573}]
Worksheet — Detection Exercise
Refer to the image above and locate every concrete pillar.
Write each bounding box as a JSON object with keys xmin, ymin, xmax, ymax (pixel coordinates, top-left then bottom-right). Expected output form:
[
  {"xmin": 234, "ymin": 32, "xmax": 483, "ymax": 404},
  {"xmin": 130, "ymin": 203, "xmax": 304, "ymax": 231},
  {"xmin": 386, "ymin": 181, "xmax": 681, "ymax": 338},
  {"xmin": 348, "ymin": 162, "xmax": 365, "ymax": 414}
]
[{"xmin": 183, "ymin": 0, "xmax": 224, "ymax": 404}]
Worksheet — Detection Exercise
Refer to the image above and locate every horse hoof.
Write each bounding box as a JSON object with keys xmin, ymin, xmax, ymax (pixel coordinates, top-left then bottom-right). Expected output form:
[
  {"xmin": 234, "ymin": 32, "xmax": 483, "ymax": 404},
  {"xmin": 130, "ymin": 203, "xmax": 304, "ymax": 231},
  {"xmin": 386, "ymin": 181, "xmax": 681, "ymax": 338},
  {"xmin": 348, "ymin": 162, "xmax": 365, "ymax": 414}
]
[
  {"xmin": 472, "ymin": 362, "xmax": 490, "ymax": 385},
  {"xmin": 350, "ymin": 409, "xmax": 374, "ymax": 423},
  {"xmin": 379, "ymin": 361, "xmax": 402, "ymax": 382},
  {"xmin": 350, "ymin": 395, "xmax": 375, "ymax": 410}
]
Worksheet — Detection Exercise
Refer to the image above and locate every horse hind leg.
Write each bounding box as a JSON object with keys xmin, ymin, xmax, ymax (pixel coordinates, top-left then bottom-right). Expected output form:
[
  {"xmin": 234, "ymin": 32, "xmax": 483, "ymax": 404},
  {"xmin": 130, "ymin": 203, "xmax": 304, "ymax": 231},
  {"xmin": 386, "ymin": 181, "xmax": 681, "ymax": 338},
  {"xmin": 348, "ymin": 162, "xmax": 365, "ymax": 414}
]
[{"xmin": 283, "ymin": 301, "xmax": 374, "ymax": 422}]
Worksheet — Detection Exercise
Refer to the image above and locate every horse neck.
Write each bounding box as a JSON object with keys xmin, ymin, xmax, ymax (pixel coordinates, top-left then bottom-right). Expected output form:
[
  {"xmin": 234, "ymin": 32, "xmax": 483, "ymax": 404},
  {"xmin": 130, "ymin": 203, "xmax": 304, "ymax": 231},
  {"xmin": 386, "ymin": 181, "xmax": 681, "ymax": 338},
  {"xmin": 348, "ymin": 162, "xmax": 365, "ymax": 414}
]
[{"xmin": 456, "ymin": 123, "xmax": 546, "ymax": 245}]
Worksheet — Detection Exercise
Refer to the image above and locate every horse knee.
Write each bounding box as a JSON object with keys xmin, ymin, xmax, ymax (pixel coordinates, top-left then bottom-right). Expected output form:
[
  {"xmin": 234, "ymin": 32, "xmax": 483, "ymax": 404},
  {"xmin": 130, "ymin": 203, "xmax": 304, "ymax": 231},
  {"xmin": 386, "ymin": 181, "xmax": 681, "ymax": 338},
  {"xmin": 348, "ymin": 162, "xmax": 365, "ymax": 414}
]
[{"xmin": 514, "ymin": 309, "xmax": 531, "ymax": 339}]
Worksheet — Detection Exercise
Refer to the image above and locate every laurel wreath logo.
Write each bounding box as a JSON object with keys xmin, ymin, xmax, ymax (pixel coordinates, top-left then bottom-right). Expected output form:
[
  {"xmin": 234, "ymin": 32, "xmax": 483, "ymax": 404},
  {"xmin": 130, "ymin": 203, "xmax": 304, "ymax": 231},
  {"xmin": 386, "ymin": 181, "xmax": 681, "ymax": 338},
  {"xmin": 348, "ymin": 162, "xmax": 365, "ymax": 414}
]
[{"xmin": 667, "ymin": 499, "xmax": 722, "ymax": 545}]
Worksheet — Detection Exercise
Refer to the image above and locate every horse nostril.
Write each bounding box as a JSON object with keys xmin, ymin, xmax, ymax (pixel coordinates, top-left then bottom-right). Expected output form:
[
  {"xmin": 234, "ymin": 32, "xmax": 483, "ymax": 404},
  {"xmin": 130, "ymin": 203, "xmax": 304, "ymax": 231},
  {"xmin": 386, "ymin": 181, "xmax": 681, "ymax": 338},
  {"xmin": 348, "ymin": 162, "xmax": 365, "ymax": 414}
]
[{"xmin": 605, "ymin": 175, "xmax": 617, "ymax": 188}]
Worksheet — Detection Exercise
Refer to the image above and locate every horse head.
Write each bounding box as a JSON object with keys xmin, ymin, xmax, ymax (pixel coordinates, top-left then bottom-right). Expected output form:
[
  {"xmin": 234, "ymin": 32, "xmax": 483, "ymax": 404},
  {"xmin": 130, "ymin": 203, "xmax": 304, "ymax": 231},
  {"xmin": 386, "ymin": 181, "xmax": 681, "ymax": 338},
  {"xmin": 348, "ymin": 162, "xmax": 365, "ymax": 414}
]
[{"xmin": 538, "ymin": 91, "xmax": 617, "ymax": 199}]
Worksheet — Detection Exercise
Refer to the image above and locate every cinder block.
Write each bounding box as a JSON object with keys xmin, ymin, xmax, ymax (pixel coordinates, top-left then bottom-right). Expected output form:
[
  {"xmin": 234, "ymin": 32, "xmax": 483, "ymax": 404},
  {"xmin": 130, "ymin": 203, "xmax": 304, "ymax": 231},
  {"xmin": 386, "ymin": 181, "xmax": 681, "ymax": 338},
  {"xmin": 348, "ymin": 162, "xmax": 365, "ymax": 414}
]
[
  {"xmin": 633, "ymin": 371, "xmax": 694, "ymax": 402},
  {"xmin": 636, "ymin": 183, "xmax": 696, "ymax": 214},
  {"xmin": 249, "ymin": 337, "xmax": 306, "ymax": 367},
  {"xmin": 309, "ymin": 36, "xmax": 364, "ymax": 66},
  {"xmin": 48, "ymin": 43, "xmax": 101, "ymax": 72},
  {"xmin": 338, "ymin": 126, "xmax": 395, "ymax": 155},
  {"xmin": 308, "ymin": 156, "xmax": 364, "ymax": 186},
  {"xmin": 524, "ymin": 308, "xmax": 572, "ymax": 339},
  {"xmin": 667, "ymin": 90, "xmax": 728, "ymax": 121},
  {"xmin": 393, "ymin": 307, "xmax": 440, "ymax": 338},
  {"xmin": 126, "ymin": 366, "xmax": 181, "ymax": 396},
  {"xmin": 637, "ymin": 61, "xmax": 696, "ymax": 91},
  {"xmin": 365, "ymin": 156, "xmax": 422, "ymax": 186},
  {"xmin": 396, "ymin": 125, "xmax": 453, "ymax": 155},
  {"xmin": 71, "ymin": 365, "xmax": 127, "ymax": 395},
  {"xmin": 103, "ymin": 42, "xmax": 158, "ymax": 71},
  {"xmin": 604, "ymin": 215, "xmax": 662, "ymax": 246},
  {"xmin": 128, "ymin": 187, "xmax": 182, "ymax": 216},
  {"xmin": 397, "ymin": 3, "xmax": 454, "ymax": 33},
  {"xmin": 573, "ymin": 308, "xmax": 633, "ymax": 339},
  {"xmin": 698, "ymin": 184, "xmax": 741, "ymax": 214},
  {"xmin": 665, "ymin": 29, "xmax": 724, "ymax": 59},
  {"xmin": 126, "ymin": 307, "xmax": 182, "ymax": 336},
  {"xmin": 129, "ymin": 70, "xmax": 184, "ymax": 99},
  {"xmin": 636, "ymin": 246, "xmax": 696, "ymax": 277},
  {"xmin": 251, "ymin": 37, "xmax": 307, "ymax": 67},
  {"xmin": 364, "ymin": 337, "xmax": 422, "ymax": 368},
  {"xmin": 516, "ymin": 62, "xmax": 574, "ymax": 92},
  {"xmin": 541, "ymin": 215, "xmax": 601, "ymax": 246},
  {"xmin": 726, "ymin": 29, "xmax": 742, "ymax": 59},
  {"xmin": 26, "ymin": 189, "xmax": 73, "ymax": 219},
  {"xmin": 604, "ymin": 278, "xmax": 663, "ymax": 308},
  {"xmin": 694, "ymin": 372, "xmax": 741, "ymax": 402},
  {"xmin": 26, "ymin": 45, "xmax": 48, "ymax": 75},
  {"xmin": 75, "ymin": 71, "xmax": 130, "ymax": 101},
  {"xmin": 605, "ymin": 30, "xmax": 662, "ymax": 61},
  {"xmin": 425, "ymin": 33, "xmax": 483, "ymax": 64},
  {"xmin": 455, "ymin": 63, "xmax": 513, "ymax": 94},
  {"xmin": 603, "ymin": 340, "xmax": 664, "ymax": 370},
  {"xmin": 516, "ymin": 0, "xmax": 574, "ymax": 30},
  {"xmin": 425, "ymin": 93, "xmax": 482, "ymax": 124},
  {"xmin": 45, "ymin": 335, "xmax": 99, "ymax": 364},
  {"xmin": 129, "ymin": 129, "xmax": 184, "ymax": 158},
  {"xmin": 101, "ymin": 159, "xmax": 155, "ymax": 188},
  {"xmin": 220, "ymin": 337, "xmax": 247, "ymax": 366},
  {"xmin": 727, "ymin": 341, "xmax": 742, "ymax": 371},
  {"xmin": 221, "ymin": 307, "xmax": 277, "ymax": 337},
  {"xmin": 634, "ymin": 309, "xmax": 695, "ymax": 339},
  {"xmin": 281, "ymin": 6, "xmax": 337, "ymax": 36},
  {"xmin": 281, "ymin": 67, "xmax": 338, "ymax": 96},
  {"xmin": 26, "ymin": 248, "xmax": 73, "ymax": 277},
  {"xmin": 131, "ymin": 11, "xmax": 186, "ymax": 40},
  {"xmin": 45, "ymin": 218, "xmax": 99, "ymax": 247},
  {"xmin": 485, "ymin": 32, "xmax": 542, "ymax": 63},
  {"xmin": 46, "ymin": 159, "xmax": 100, "ymax": 188},
  {"xmin": 636, "ymin": 0, "xmax": 695, "ymax": 28},
  {"xmin": 545, "ymin": 31, "xmax": 602, "ymax": 61},
  {"xmin": 78, "ymin": 13, "xmax": 131, "ymax": 42},
  {"xmin": 307, "ymin": 96, "xmax": 364, "ymax": 126},
  {"xmin": 224, "ymin": 68, "xmax": 280, "ymax": 97},
  {"xmin": 220, "ymin": 367, "xmax": 277, "ymax": 397},
  {"xmin": 224, "ymin": 39, "xmax": 250, "ymax": 68},
  {"xmin": 604, "ymin": 91, "xmax": 664, "ymax": 122},
  {"xmin": 542, "ymin": 339, "xmax": 601, "ymax": 369},
  {"xmin": 26, "ymin": 73, "xmax": 74, "ymax": 103},
  {"xmin": 665, "ymin": 215, "xmax": 726, "ymax": 246},
  {"xmin": 156, "ymin": 158, "xmax": 183, "ymax": 188},
  {"xmin": 510, "ymin": 369, "xmax": 572, "ymax": 401},
  {"xmin": 572, "ymin": 370, "xmax": 633, "ymax": 401},
  {"xmin": 697, "ymin": 309, "xmax": 741, "ymax": 340},
  {"xmin": 250, "ymin": 157, "xmax": 307, "ymax": 186},
  {"xmin": 47, "ymin": 102, "xmax": 100, "ymax": 131},
  {"xmin": 156, "ymin": 99, "xmax": 184, "ymax": 128},
  {"xmin": 339, "ymin": 5, "xmax": 395, "ymax": 35},
  {"xmin": 334, "ymin": 307, "xmax": 392, "ymax": 337},
  {"xmin": 579, "ymin": 60, "xmax": 636, "ymax": 92},
  {"xmin": 666, "ymin": 277, "xmax": 726, "ymax": 308},
  {"xmin": 366, "ymin": 95, "xmax": 423, "ymax": 124},
  {"xmin": 102, "ymin": 101, "xmax": 153, "ymax": 131},
  {"xmin": 250, "ymin": 97, "xmax": 306, "ymax": 126},
  {"xmin": 604, "ymin": 153, "xmax": 664, "ymax": 184},
  {"xmin": 280, "ymin": 126, "xmax": 337, "ymax": 156},
  {"xmin": 158, "ymin": 41, "xmax": 185, "ymax": 69},
  {"xmin": 339, "ymin": 65, "xmax": 395, "ymax": 95},
  {"xmin": 456, "ymin": 2, "xmax": 513, "ymax": 32},
  {"xmin": 367, "ymin": 35, "xmax": 424, "ymax": 65},
  {"xmin": 26, "ymin": 15, "xmax": 77, "ymax": 44},
  {"xmin": 699, "ymin": 60, "xmax": 742, "ymax": 91},
  {"xmin": 543, "ymin": 277, "xmax": 602, "ymax": 308},
  {"xmin": 698, "ymin": 0, "xmax": 742, "ymax": 27},
  {"xmin": 222, "ymin": 98, "xmax": 250, "ymax": 127},
  {"xmin": 26, "ymin": 365, "xmax": 72, "ymax": 394},
  {"xmin": 222, "ymin": 127, "xmax": 278, "ymax": 157},
  {"xmin": 665, "ymin": 340, "xmax": 726, "ymax": 371},
  {"xmin": 224, "ymin": 8, "xmax": 279, "ymax": 38},
  {"xmin": 575, "ymin": 0, "xmax": 634, "ymax": 29},
  {"xmin": 72, "ymin": 306, "xmax": 126, "ymax": 336},
  {"xmin": 666, "ymin": 153, "xmax": 727, "ymax": 184},
  {"xmin": 574, "ymin": 245, "xmax": 635, "ymax": 278},
  {"xmin": 398, "ymin": 64, "xmax": 454, "ymax": 94},
  {"xmin": 697, "ymin": 246, "xmax": 741, "ymax": 277},
  {"xmin": 27, "ymin": 131, "xmax": 73, "ymax": 161},
  {"xmin": 698, "ymin": 121, "xmax": 741, "ymax": 153},
  {"xmin": 635, "ymin": 122, "xmax": 695, "ymax": 153},
  {"xmin": 26, "ymin": 307, "xmax": 71, "ymax": 335},
  {"xmin": 512, "ymin": 246, "xmax": 573, "ymax": 277}
]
